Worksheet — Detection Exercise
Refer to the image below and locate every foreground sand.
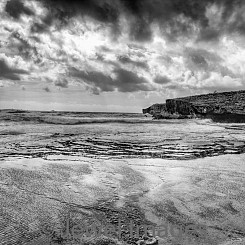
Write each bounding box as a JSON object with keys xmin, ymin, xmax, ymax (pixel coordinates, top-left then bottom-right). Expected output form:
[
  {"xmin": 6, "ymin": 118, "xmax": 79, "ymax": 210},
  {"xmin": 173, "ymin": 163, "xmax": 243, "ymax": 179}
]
[{"xmin": 0, "ymin": 154, "xmax": 245, "ymax": 244}]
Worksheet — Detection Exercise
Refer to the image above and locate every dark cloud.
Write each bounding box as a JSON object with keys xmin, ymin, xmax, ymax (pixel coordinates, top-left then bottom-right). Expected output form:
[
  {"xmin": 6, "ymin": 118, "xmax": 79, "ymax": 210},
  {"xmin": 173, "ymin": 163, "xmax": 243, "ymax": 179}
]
[
  {"xmin": 55, "ymin": 79, "xmax": 68, "ymax": 88},
  {"xmin": 196, "ymin": 0, "xmax": 245, "ymax": 41},
  {"xmin": 186, "ymin": 48, "xmax": 223, "ymax": 63},
  {"xmin": 70, "ymin": 68, "xmax": 115, "ymax": 93},
  {"xmin": 120, "ymin": 0, "xmax": 205, "ymax": 41},
  {"xmin": 0, "ymin": 59, "xmax": 28, "ymax": 81},
  {"xmin": 130, "ymin": 18, "xmax": 153, "ymax": 42},
  {"xmin": 197, "ymin": 28, "xmax": 221, "ymax": 42},
  {"xmin": 31, "ymin": 14, "xmax": 53, "ymax": 33},
  {"xmin": 118, "ymin": 55, "xmax": 148, "ymax": 69},
  {"xmin": 36, "ymin": 0, "xmax": 245, "ymax": 41},
  {"xmin": 5, "ymin": 0, "xmax": 34, "ymax": 19},
  {"xmin": 35, "ymin": 0, "xmax": 119, "ymax": 33},
  {"xmin": 50, "ymin": 0, "xmax": 119, "ymax": 23},
  {"xmin": 114, "ymin": 68, "xmax": 152, "ymax": 92},
  {"xmin": 121, "ymin": 0, "xmax": 245, "ymax": 41},
  {"xmin": 154, "ymin": 75, "xmax": 171, "ymax": 84},
  {"xmin": 95, "ymin": 53, "xmax": 105, "ymax": 61},
  {"xmin": 69, "ymin": 67, "xmax": 152, "ymax": 93}
]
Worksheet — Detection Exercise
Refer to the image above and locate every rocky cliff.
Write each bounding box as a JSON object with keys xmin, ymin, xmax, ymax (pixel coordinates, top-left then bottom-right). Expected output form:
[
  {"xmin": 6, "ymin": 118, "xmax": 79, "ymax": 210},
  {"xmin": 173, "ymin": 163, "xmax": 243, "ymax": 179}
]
[{"xmin": 143, "ymin": 90, "xmax": 245, "ymax": 122}]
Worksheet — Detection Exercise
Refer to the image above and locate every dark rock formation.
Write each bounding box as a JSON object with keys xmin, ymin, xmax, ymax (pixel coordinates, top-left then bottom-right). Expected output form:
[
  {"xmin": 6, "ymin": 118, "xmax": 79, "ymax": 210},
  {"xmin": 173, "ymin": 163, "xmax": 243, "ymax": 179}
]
[
  {"xmin": 143, "ymin": 90, "xmax": 245, "ymax": 122},
  {"xmin": 142, "ymin": 104, "xmax": 167, "ymax": 114}
]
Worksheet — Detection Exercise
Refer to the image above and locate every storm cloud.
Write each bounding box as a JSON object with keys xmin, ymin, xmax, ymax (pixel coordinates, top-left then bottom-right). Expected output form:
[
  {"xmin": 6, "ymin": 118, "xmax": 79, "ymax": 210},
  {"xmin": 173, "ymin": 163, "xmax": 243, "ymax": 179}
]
[
  {"xmin": 114, "ymin": 68, "xmax": 152, "ymax": 92},
  {"xmin": 5, "ymin": 0, "xmax": 34, "ymax": 19},
  {"xmin": 69, "ymin": 67, "xmax": 152, "ymax": 93},
  {"xmin": 34, "ymin": 0, "xmax": 245, "ymax": 42},
  {"xmin": 70, "ymin": 68, "xmax": 115, "ymax": 93},
  {"xmin": 1, "ymin": 0, "xmax": 245, "ymax": 103}
]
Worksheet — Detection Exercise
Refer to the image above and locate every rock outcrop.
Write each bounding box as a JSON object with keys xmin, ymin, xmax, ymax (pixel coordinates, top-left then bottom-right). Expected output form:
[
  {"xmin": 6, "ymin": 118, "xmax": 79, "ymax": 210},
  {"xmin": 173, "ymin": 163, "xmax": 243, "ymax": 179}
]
[
  {"xmin": 142, "ymin": 104, "xmax": 167, "ymax": 115},
  {"xmin": 143, "ymin": 90, "xmax": 245, "ymax": 122}
]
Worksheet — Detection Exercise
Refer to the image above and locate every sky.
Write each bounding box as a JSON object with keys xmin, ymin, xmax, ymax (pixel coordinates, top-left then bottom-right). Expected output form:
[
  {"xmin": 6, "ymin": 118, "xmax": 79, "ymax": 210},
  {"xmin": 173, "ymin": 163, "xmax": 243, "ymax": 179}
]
[{"xmin": 0, "ymin": 0, "xmax": 245, "ymax": 112}]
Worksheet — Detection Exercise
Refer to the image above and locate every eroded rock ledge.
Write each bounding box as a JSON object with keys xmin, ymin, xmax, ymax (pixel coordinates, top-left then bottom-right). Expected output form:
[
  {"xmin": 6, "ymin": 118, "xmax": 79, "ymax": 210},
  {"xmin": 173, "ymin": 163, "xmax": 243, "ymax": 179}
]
[{"xmin": 143, "ymin": 90, "xmax": 245, "ymax": 122}]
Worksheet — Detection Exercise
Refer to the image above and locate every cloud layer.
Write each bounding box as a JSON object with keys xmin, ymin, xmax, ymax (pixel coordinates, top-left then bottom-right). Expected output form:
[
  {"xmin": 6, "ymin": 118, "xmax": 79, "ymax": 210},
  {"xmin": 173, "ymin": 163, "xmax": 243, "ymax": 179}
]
[
  {"xmin": 36, "ymin": 0, "xmax": 245, "ymax": 42},
  {"xmin": 1, "ymin": 0, "xmax": 245, "ymax": 97}
]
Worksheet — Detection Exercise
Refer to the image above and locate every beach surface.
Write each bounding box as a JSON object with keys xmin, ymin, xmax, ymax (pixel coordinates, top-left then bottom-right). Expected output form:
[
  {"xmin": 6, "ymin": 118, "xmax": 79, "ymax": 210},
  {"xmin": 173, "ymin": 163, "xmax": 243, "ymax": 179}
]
[{"xmin": 0, "ymin": 110, "xmax": 245, "ymax": 244}]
